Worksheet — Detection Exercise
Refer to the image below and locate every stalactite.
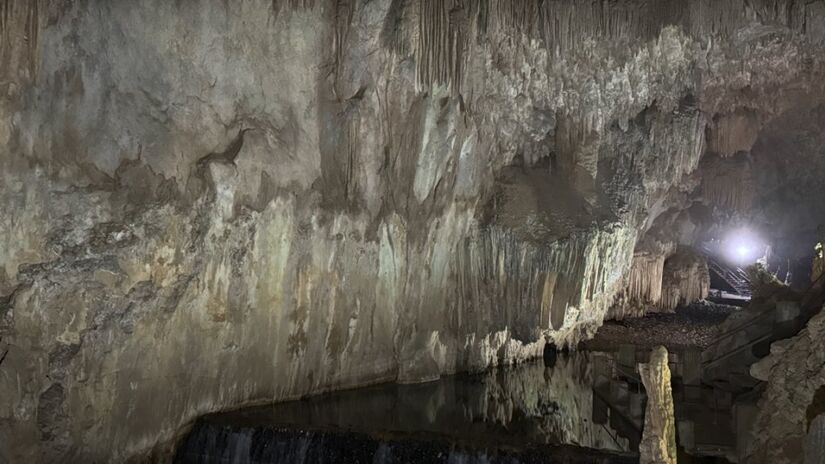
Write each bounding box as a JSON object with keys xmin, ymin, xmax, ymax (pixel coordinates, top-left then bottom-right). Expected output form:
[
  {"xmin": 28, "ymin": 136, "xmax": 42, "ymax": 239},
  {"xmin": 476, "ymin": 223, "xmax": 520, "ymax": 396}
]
[
  {"xmin": 0, "ymin": 0, "xmax": 41, "ymax": 84},
  {"xmin": 643, "ymin": 110, "xmax": 708, "ymax": 195},
  {"xmin": 416, "ymin": 0, "xmax": 449, "ymax": 89},
  {"xmin": 454, "ymin": 223, "xmax": 636, "ymax": 345},
  {"xmin": 659, "ymin": 247, "xmax": 710, "ymax": 311},
  {"xmin": 413, "ymin": 0, "xmax": 475, "ymax": 92},
  {"xmin": 700, "ymin": 154, "xmax": 754, "ymax": 212},
  {"xmin": 408, "ymin": 0, "xmax": 812, "ymax": 92},
  {"xmin": 626, "ymin": 254, "xmax": 666, "ymax": 305},
  {"xmin": 708, "ymin": 111, "xmax": 761, "ymax": 157},
  {"xmin": 687, "ymin": 0, "xmax": 747, "ymax": 38},
  {"xmin": 610, "ymin": 242, "xmax": 710, "ymax": 318},
  {"xmin": 609, "ymin": 248, "xmax": 671, "ymax": 320},
  {"xmin": 476, "ymin": 0, "xmax": 759, "ymax": 55},
  {"xmin": 554, "ymin": 114, "xmax": 600, "ymax": 183},
  {"xmin": 380, "ymin": 0, "xmax": 412, "ymax": 57},
  {"xmin": 270, "ymin": 0, "xmax": 317, "ymax": 13}
]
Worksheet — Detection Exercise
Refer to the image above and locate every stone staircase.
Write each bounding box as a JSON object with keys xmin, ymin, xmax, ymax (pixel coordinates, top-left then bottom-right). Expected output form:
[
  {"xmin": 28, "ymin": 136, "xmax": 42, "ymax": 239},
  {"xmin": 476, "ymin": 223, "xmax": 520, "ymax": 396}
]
[{"xmin": 702, "ymin": 299, "xmax": 803, "ymax": 392}]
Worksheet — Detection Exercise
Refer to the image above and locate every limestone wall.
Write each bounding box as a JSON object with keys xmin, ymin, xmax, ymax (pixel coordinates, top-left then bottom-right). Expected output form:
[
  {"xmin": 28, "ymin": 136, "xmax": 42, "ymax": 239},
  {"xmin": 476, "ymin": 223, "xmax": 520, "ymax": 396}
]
[{"xmin": 0, "ymin": 1, "xmax": 824, "ymax": 461}]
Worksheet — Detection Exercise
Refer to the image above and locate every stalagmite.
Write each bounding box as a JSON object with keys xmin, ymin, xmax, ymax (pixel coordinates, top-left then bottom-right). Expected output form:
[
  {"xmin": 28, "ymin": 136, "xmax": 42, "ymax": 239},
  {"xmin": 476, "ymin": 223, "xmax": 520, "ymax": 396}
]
[{"xmin": 638, "ymin": 346, "xmax": 677, "ymax": 464}]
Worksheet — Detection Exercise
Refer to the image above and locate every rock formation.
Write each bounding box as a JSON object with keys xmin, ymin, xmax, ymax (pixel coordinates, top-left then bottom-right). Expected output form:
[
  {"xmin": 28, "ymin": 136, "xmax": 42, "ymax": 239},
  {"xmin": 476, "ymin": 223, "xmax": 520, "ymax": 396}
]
[
  {"xmin": 660, "ymin": 248, "xmax": 710, "ymax": 312},
  {"xmin": 1, "ymin": 1, "xmax": 825, "ymax": 461},
  {"xmin": 638, "ymin": 346, "xmax": 677, "ymax": 464},
  {"xmin": 610, "ymin": 245, "xmax": 709, "ymax": 318},
  {"xmin": 746, "ymin": 307, "xmax": 825, "ymax": 464}
]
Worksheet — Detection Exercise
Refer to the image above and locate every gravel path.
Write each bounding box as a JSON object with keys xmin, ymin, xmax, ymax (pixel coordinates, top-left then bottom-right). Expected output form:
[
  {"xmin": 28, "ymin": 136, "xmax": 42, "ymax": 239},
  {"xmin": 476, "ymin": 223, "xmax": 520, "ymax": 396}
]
[{"xmin": 581, "ymin": 302, "xmax": 738, "ymax": 352}]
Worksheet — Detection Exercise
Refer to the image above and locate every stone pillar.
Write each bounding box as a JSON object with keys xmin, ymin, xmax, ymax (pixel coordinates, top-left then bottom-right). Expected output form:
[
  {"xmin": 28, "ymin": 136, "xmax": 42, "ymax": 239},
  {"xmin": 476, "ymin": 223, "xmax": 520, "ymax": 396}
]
[{"xmin": 638, "ymin": 346, "xmax": 677, "ymax": 464}]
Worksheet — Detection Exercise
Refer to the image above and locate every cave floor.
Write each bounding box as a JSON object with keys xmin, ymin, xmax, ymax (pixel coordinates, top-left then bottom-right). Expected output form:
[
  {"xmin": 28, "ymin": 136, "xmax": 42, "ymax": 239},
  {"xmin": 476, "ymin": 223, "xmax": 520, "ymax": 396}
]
[{"xmin": 582, "ymin": 302, "xmax": 738, "ymax": 352}]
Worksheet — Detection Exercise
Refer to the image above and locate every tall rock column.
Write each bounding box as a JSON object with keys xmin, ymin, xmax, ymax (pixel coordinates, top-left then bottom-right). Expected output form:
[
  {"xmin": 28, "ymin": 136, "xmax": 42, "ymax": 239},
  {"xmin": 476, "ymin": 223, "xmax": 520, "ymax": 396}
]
[{"xmin": 638, "ymin": 346, "xmax": 677, "ymax": 464}]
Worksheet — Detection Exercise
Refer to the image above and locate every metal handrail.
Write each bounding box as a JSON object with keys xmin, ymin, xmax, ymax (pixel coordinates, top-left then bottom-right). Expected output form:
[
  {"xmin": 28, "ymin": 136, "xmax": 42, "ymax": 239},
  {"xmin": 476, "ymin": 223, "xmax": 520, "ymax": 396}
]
[
  {"xmin": 705, "ymin": 306, "xmax": 775, "ymax": 349},
  {"xmin": 706, "ymin": 256, "xmax": 751, "ymax": 296},
  {"xmin": 703, "ymin": 333, "xmax": 773, "ymax": 368}
]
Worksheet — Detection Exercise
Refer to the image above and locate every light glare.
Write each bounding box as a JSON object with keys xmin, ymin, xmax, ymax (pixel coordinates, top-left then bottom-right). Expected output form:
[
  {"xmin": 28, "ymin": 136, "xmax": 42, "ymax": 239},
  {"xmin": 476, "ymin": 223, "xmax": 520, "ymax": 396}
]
[{"xmin": 722, "ymin": 228, "xmax": 763, "ymax": 265}]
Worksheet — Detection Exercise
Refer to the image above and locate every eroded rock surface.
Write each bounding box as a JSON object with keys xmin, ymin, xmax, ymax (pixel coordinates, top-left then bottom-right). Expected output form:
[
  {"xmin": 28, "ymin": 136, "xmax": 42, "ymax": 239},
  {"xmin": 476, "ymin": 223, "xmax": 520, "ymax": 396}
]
[
  {"xmin": 638, "ymin": 346, "xmax": 677, "ymax": 464},
  {"xmin": 1, "ymin": 1, "xmax": 825, "ymax": 462},
  {"xmin": 746, "ymin": 307, "xmax": 825, "ymax": 464}
]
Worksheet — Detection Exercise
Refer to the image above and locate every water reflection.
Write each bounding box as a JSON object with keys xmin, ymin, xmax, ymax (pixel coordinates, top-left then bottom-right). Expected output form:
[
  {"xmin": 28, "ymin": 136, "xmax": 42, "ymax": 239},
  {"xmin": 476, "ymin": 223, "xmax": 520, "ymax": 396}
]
[{"xmin": 175, "ymin": 349, "xmax": 735, "ymax": 463}]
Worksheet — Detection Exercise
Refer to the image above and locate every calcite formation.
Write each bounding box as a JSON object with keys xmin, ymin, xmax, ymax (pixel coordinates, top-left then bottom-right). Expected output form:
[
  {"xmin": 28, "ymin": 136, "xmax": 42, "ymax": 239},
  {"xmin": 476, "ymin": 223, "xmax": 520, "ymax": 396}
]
[
  {"xmin": 1, "ymin": 1, "xmax": 825, "ymax": 462},
  {"xmin": 659, "ymin": 247, "xmax": 710, "ymax": 312},
  {"xmin": 638, "ymin": 346, "xmax": 677, "ymax": 464}
]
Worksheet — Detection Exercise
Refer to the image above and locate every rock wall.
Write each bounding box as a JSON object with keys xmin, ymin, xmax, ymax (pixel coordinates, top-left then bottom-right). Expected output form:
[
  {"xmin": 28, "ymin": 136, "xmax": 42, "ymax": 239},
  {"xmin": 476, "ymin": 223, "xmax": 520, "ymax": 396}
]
[
  {"xmin": 1, "ymin": 1, "xmax": 824, "ymax": 461},
  {"xmin": 746, "ymin": 307, "xmax": 825, "ymax": 464}
]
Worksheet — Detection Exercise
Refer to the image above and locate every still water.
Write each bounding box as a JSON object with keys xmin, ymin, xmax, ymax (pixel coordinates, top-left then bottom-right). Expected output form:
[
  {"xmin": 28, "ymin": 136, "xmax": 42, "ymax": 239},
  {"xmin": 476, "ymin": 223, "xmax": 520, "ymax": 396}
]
[{"xmin": 175, "ymin": 350, "xmax": 730, "ymax": 463}]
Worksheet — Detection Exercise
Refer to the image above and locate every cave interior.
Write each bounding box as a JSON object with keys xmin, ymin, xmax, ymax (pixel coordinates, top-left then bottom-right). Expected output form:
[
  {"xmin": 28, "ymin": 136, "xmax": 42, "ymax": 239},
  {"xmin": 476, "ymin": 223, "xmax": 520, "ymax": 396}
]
[{"xmin": 2, "ymin": 1, "xmax": 825, "ymax": 463}]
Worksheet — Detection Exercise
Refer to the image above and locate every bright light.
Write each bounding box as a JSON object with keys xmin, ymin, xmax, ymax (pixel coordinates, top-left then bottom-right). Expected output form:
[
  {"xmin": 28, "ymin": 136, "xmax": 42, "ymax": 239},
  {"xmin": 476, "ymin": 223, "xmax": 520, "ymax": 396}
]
[{"xmin": 722, "ymin": 227, "xmax": 764, "ymax": 265}]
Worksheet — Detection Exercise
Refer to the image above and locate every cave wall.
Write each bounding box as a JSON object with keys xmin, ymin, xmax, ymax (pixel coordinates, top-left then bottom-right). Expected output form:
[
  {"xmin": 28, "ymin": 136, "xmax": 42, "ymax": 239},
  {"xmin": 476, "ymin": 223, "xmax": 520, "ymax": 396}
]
[
  {"xmin": 747, "ymin": 307, "xmax": 825, "ymax": 464},
  {"xmin": 1, "ymin": 1, "xmax": 825, "ymax": 461}
]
